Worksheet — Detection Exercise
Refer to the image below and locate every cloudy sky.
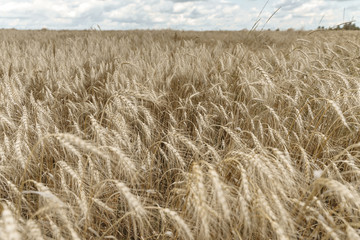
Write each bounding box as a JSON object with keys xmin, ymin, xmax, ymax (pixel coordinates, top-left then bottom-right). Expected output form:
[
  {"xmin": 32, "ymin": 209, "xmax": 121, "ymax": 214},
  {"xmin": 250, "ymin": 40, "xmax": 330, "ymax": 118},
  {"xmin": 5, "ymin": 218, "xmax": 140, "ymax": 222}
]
[{"xmin": 0, "ymin": 0, "xmax": 358, "ymax": 30}]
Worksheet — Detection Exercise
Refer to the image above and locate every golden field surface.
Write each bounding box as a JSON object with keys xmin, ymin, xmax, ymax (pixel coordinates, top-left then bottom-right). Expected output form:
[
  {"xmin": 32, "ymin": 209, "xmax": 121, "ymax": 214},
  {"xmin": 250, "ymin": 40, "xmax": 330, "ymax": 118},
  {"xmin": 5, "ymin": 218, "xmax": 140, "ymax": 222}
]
[{"xmin": 0, "ymin": 29, "xmax": 360, "ymax": 239}]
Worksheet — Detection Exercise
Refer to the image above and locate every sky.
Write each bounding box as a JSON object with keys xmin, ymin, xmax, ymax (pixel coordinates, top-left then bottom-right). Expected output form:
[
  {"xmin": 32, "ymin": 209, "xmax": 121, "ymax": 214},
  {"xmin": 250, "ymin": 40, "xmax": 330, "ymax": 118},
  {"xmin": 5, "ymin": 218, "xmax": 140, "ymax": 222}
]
[{"xmin": 0, "ymin": 0, "xmax": 359, "ymax": 30}]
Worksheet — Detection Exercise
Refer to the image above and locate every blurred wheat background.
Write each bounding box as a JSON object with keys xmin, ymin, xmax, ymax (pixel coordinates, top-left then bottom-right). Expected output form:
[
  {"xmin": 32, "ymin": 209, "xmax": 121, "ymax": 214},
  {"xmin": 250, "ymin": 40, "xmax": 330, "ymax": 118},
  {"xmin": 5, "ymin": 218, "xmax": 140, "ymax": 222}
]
[{"xmin": 0, "ymin": 29, "xmax": 360, "ymax": 239}]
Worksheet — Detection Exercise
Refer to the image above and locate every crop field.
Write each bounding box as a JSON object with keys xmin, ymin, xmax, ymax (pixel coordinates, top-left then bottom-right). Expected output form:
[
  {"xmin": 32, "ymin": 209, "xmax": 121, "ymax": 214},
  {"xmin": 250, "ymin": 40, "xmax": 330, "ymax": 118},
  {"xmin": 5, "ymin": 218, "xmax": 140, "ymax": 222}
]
[{"xmin": 1, "ymin": 29, "xmax": 360, "ymax": 239}]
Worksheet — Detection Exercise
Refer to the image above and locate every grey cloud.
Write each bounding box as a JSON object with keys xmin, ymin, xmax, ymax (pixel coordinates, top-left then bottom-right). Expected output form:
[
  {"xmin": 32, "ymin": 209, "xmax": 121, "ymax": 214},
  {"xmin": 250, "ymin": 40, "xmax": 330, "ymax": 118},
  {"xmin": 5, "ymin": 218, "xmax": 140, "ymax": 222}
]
[
  {"xmin": 275, "ymin": 0, "xmax": 310, "ymax": 10},
  {"xmin": 170, "ymin": 0, "xmax": 206, "ymax": 2},
  {"xmin": 72, "ymin": 9, "xmax": 105, "ymax": 26},
  {"xmin": 188, "ymin": 9, "xmax": 202, "ymax": 19}
]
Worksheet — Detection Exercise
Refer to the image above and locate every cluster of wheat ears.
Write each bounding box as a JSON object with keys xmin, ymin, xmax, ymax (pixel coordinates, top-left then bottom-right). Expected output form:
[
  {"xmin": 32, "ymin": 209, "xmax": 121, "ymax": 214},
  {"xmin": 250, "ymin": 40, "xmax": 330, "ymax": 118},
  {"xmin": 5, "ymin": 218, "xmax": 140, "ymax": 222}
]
[{"xmin": 0, "ymin": 29, "xmax": 360, "ymax": 239}]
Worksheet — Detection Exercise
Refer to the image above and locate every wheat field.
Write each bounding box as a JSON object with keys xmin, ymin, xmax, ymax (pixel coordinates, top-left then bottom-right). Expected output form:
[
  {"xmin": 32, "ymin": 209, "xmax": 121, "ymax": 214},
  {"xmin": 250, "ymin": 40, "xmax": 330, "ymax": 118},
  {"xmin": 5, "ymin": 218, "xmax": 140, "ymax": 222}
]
[{"xmin": 0, "ymin": 29, "xmax": 360, "ymax": 239}]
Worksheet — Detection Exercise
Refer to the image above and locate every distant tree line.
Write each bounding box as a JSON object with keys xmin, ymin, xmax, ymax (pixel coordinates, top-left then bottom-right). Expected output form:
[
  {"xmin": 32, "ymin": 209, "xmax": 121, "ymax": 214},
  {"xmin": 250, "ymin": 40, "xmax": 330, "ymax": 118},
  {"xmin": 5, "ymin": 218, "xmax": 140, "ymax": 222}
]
[{"xmin": 318, "ymin": 21, "xmax": 360, "ymax": 30}]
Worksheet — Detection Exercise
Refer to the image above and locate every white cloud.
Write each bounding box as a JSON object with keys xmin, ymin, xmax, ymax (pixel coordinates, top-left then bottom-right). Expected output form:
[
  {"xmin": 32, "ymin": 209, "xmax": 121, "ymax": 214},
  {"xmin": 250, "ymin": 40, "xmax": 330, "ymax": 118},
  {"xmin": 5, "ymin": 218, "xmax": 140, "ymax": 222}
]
[{"xmin": 0, "ymin": 0, "xmax": 358, "ymax": 30}]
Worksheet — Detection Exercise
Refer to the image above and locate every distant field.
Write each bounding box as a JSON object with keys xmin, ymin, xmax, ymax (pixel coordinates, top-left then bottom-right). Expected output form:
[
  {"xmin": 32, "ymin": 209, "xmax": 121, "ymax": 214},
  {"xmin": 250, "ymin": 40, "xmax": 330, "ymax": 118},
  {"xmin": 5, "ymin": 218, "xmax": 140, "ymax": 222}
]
[{"xmin": 1, "ymin": 29, "xmax": 360, "ymax": 239}]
